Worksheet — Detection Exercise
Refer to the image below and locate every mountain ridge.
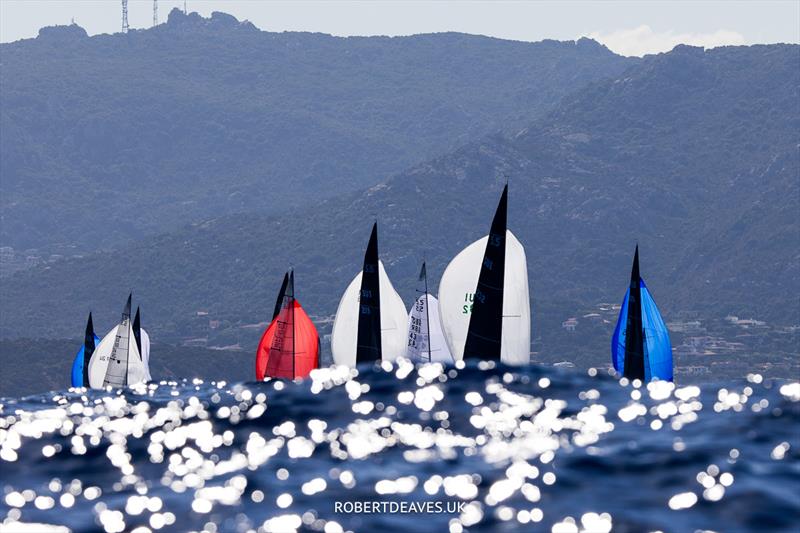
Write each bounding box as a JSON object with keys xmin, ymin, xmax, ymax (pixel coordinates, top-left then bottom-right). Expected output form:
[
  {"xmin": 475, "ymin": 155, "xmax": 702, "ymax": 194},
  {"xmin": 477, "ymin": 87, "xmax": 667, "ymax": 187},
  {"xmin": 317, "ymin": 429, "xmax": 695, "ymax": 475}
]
[
  {"xmin": 2, "ymin": 42, "xmax": 797, "ymax": 362},
  {"xmin": 0, "ymin": 9, "xmax": 632, "ymax": 252}
]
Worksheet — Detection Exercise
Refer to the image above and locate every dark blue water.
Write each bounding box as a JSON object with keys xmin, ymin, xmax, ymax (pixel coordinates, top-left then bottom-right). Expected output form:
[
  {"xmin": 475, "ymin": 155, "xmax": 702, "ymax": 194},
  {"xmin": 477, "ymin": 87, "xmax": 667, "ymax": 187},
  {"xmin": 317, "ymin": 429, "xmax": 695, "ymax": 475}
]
[{"xmin": 1, "ymin": 361, "xmax": 798, "ymax": 533}]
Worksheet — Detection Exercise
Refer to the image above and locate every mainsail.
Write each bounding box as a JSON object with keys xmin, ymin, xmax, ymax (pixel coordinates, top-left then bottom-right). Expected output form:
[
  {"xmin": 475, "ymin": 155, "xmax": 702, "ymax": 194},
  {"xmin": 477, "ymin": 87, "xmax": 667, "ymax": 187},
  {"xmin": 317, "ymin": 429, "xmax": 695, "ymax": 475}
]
[
  {"xmin": 331, "ymin": 224, "xmax": 407, "ymax": 367},
  {"xmin": 356, "ymin": 223, "xmax": 383, "ymax": 362},
  {"xmin": 87, "ymin": 294, "xmax": 148, "ymax": 389},
  {"xmin": 611, "ymin": 246, "xmax": 673, "ymax": 382},
  {"xmin": 438, "ymin": 187, "xmax": 531, "ymax": 364},
  {"xmin": 256, "ymin": 271, "xmax": 320, "ymax": 380},
  {"xmin": 71, "ymin": 313, "xmax": 99, "ymax": 388},
  {"xmin": 463, "ymin": 185, "xmax": 508, "ymax": 360},
  {"xmin": 102, "ymin": 294, "xmax": 133, "ymax": 387},
  {"xmin": 406, "ymin": 262, "xmax": 454, "ymax": 364}
]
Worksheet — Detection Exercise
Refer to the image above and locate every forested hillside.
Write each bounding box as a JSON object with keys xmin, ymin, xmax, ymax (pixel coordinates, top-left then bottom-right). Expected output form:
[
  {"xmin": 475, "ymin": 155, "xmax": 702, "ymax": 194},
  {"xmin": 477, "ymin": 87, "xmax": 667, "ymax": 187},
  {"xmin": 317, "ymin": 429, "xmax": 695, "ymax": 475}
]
[
  {"xmin": 2, "ymin": 43, "xmax": 797, "ymax": 363},
  {"xmin": 0, "ymin": 9, "xmax": 631, "ymax": 252}
]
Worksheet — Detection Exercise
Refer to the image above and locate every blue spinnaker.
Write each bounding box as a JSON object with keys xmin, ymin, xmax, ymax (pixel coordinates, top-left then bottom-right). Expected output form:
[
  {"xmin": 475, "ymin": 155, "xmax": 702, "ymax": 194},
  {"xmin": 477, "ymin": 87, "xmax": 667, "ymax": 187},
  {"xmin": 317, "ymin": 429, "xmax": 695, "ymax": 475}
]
[
  {"xmin": 71, "ymin": 335, "xmax": 100, "ymax": 388},
  {"xmin": 611, "ymin": 279, "xmax": 672, "ymax": 382}
]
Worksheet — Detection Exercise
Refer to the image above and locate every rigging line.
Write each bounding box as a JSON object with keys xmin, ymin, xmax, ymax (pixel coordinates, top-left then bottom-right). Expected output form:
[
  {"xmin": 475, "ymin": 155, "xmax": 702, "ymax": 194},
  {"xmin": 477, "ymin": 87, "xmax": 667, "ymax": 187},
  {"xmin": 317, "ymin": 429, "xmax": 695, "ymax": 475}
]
[{"xmin": 423, "ymin": 262, "xmax": 432, "ymax": 363}]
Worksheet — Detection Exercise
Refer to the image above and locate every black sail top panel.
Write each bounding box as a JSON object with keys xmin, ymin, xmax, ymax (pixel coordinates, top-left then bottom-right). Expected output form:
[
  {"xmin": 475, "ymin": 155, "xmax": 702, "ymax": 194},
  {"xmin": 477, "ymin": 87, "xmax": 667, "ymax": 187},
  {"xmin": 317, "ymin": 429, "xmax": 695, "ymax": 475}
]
[
  {"xmin": 623, "ymin": 245, "xmax": 646, "ymax": 380},
  {"xmin": 132, "ymin": 307, "xmax": 143, "ymax": 361},
  {"xmin": 356, "ymin": 223, "xmax": 383, "ymax": 363},
  {"xmin": 463, "ymin": 184, "xmax": 508, "ymax": 360},
  {"xmin": 82, "ymin": 312, "xmax": 96, "ymax": 387},
  {"xmin": 272, "ymin": 272, "xmax": 290, "ymax": 321}
]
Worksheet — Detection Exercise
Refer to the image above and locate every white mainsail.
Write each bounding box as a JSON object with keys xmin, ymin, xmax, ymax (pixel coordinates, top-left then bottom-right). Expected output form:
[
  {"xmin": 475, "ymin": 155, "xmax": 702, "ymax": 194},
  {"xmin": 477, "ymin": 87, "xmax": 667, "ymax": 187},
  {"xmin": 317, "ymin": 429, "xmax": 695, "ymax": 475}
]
[
  {"xmin": 406, "ymin": 293, "xmax": 453, "ymax": 364},
  {"xmin": 331, "ymin": 260, "xmax": 408, "ymax": 367},
  {"xmin": 88, "ymin": 322, "xmax": 149, "ymax": 389},
  {"xmin": 438, "ymin": 230, "xmax": 530, "ymax": 364}
]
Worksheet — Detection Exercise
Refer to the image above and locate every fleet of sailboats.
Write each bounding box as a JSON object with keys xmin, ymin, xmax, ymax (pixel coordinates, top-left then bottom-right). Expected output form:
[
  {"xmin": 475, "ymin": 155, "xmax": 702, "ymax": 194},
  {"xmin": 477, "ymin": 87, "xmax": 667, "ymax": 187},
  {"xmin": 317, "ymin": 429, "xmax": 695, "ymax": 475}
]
[{"xmin": 68, "ymin": 186, "xmax": 675, "ymax": 388}]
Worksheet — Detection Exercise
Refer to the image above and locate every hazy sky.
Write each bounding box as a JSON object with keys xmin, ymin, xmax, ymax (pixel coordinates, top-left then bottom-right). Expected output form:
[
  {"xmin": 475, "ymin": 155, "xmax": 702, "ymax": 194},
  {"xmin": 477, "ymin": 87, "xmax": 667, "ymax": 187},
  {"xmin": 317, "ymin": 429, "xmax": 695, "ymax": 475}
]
[{"xmin": 1, "ymin": 1, "xmax": 798, "ymax": 56}]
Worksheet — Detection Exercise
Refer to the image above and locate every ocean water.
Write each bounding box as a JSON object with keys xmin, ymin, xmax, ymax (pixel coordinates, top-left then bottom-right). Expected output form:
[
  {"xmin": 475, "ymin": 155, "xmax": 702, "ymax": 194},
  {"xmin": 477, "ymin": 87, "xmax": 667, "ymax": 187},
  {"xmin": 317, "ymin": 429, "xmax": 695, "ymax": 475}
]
[{"xmin": 0, "ymin": 361, "xmax": 798, "ymax": 533}]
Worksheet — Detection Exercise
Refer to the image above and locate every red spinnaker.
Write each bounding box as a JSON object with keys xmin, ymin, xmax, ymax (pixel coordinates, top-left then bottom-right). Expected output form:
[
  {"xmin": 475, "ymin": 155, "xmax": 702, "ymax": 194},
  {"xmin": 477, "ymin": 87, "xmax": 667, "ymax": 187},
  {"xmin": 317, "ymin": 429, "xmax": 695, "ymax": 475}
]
[{"xmin": 256, "ymin": 299, "xmax": 319, "ymax": 380}]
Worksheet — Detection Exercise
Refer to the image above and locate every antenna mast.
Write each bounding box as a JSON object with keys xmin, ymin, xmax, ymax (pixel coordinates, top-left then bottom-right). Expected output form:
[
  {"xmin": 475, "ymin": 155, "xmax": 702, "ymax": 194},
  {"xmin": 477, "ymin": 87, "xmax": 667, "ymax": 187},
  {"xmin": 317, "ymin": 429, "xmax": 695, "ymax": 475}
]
[
  {"xmin": 153, "ymin": 0, "xmax": 158, "ymax": 27},
  {"xmin": 121, "ymin": 0, "xmax": 129, "ymax": 33},
  {"xmin": 184, "ymin": 0, "xmax": 188, "ymax": 14}
]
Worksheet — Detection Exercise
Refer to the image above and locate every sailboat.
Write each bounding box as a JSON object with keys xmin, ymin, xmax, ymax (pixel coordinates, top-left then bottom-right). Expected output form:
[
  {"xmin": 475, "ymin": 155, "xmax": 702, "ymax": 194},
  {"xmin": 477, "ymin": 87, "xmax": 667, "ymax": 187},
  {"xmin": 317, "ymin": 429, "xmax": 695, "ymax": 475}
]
[
  {"xmin": 611, "ymin": 246, "xmax": 673, "ymax": 382},
  {"xmin": 438, "ymin": 184, "xmax": 531, "ymax": 364},
  {"xmin": 87, "ymin": 294, "xmax": 150, "ymax": 389},
  {"xmin": 70, "ymin": 313, "xmax": 100, "ymax": 387},
  {"xmin": 406, "ymin": 262, "xmax": 453, "ymax": 364},
  {"xmin": 331, "ymin": 222, "xmax": 408, "ymax": 367},
  {"xmin": 255, "ymin": 270, "xmax": 320, "ymax": 380}
]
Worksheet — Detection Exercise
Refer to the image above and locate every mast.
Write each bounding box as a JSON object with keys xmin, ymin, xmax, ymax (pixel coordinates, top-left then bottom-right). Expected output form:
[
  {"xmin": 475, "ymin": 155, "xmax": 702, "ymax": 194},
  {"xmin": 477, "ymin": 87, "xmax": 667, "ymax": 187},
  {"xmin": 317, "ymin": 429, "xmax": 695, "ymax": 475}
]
[
  {"xmin": 623, "ymin": 246, "xmax": 646, "ymax": 380},
  {"xmin": 463, "ymin": 185, "xmax": 508, "ymax": 360},
  {"xmin": 422, "ymin": 261, "xmax": 432, "ymax": 362},
  {"xmin": 82, "ymin": 312, "xmax": 96, "ymax": 387},
  {"xmin": 289, "ymin": 270, "xmax": 296, "ymax": 379},
  {"xmin": 356, "ymin": 223, "xmax": 382, "ymax": 363}
]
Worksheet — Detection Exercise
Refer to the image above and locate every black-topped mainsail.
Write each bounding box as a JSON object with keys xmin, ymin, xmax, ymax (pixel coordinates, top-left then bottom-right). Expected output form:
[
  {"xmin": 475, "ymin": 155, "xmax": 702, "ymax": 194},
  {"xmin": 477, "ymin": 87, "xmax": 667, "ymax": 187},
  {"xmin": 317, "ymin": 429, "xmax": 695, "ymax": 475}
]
[
  {"xmin": 272, "ymin": 272, "xmax": 290, "ymax": 321},
  {"xmin": 463, "ymin": 185, "xmax": 508, "ymax": 360},
  {"xmin": 623, "ymin": 246, "xmax": 646, "ymax": 380},
  {"xmin": 81, "ymin": 312, "xmax": 96, "ymax": 387},
  {"xmin": 356, "ymin": 223, "xmax": 383, "ymax": 363}
]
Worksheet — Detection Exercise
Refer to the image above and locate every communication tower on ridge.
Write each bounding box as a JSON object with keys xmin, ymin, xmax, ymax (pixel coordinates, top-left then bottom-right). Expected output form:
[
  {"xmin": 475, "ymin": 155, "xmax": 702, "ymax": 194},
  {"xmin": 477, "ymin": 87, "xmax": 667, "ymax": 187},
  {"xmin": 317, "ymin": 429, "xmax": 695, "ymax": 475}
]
[
  {"xmin": 153, "ymin": 0, "xmax": 158, "ymax": 27},
  {"xmin": 121, "ymin": 0, "xmax": 129, "ymax": 33},
  {"xmin": 184, "ymin": 1, "xmax": 188, "ymax": 15}
]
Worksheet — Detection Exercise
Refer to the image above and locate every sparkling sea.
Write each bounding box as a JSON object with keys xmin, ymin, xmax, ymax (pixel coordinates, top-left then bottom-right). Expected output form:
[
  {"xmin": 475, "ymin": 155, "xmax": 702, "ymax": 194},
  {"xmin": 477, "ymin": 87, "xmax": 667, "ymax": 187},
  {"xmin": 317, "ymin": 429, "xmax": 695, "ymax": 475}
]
[{"xmin": 1, "ymin": 361, "xmax": 798, "ymax": 532}]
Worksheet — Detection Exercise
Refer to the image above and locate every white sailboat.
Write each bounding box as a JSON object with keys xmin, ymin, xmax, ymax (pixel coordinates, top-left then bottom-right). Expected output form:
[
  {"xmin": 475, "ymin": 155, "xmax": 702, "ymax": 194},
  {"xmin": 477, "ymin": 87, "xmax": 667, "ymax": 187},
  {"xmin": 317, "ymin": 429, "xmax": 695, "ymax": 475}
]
[
  {"xmin": 331, "ymin": 223, "xmax": 407, "ymax": 367},
  {"xmin": 437, "ymin": 185, "xmax": 531, "ymax": 364},
  {"xmin": 87, "ymin": 295, "xmax": 150, "ymax": 388},
  {"xmin": 406, "ymin": 262, "xmax": 453, "ymax": 364}
]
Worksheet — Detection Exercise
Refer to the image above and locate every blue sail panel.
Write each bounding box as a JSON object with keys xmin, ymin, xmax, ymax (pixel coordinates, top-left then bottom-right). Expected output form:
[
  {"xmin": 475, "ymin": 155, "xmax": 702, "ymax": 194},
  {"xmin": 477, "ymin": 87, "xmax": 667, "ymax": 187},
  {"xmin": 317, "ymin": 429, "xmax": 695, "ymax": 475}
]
[
  {"xmin": 71, "ymin": 335, "xmax": 100, "ymax": 387},
  {"xmin": 611, "ymin": 289, "xmax": 630, "ymax": 372},
  {"xmin": 71, "ymin": 346, "xmax": 86, "ymax": 387},
  {"xmin": 640, "ymin": 281, "xmax": 673, "ymax": 382}
]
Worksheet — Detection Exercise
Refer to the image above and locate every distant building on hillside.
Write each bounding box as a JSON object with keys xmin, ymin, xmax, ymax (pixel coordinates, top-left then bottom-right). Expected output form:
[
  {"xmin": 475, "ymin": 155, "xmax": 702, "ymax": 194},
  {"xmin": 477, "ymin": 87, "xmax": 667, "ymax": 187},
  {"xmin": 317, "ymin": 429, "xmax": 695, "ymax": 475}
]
[{"xmin": 562, "ymin": 318, "xmax": 578, "ymax": 331}]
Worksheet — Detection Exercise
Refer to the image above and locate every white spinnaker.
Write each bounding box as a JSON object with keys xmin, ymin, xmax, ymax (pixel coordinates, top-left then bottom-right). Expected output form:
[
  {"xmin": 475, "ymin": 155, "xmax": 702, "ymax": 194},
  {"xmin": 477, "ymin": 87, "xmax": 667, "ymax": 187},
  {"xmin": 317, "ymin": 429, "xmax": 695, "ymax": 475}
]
[
  {"xmin": 140, "ymin": 328, "xmax": 152, "ymax": 382},
  {"xmin": 406, "ymin": 294, "xmax": 454, "ymax": 364},
  {"xmin": 331, "ymin": 260, "xmax": 408, "ymax": 367},
  {"xmin": 88, "ymin": 323, "xmax": 149, "ymax": 389},
  {"xmin": 438, "ymin": 230, "xmax": 530, "ymax": 365}
]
